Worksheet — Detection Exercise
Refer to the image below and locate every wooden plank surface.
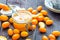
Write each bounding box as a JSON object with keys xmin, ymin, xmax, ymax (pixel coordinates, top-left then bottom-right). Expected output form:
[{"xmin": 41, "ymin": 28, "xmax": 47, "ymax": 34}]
[{"xmin": 0, "ymin": 0, "xmax": 60, "ymax": 40}]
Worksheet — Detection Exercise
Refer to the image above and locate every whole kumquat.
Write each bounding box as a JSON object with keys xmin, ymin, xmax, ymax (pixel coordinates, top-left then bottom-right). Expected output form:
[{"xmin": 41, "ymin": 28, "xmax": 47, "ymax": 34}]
[
  {"xmin": 37, "ymin": 16, "xmax": 44, "ymax": 22},
  {"xmin": 44, "ymin": 17, "xmax": 50, "ymax": 22},
  {"xmin": 0, "ymin": 3, "xmax": 10, "ymax": 11},
  {"xmin": 0, "ymin": 15, "xmax": 8, "ymax": 21},
  {"xmin": 42, "ymin": 35, "xmax": 48, "ymax": 40},
  {"xmin": 32, "ymin": 19, "xmax": 38, "ymax": 25},
  {"xmin": 12, "ymin": 34, "xmax": 20, "ymax": 40},
  {"xmin": 8, "ymin": 28, "xmax": 13, "ymax": 36},
  {"xmin": 2, "ymin": 22, "xmax": 10, "ymax": 29},
  {"xmin": 41, "ymin": 10, "xmax": 48, "ymax": 16},
  {"xmin": 32, "ymin": 25, "xmax": 36, "ymax": 30},
  {"xmin": 21, "ymin": 31, "xmax": 29, "ymax": 37},
  {"xmin": 13, "ymin": 29, "xmax": 20, "ymax": 34},
  {"xmin": 27, "ymin": 7, "xmax": 33, "ymax": 13},
  {"xmin": 39, "ymin": 27, "xmax": 46, "ymax": 33},
  {"xmin": 37, "ymin": 6, "xmax": 42, "ymax": 11},
  {"xmin": 52, "ymin": 31, "xmax": 60, "ymax": 37},
  {"xmin": 48, "ymin": 34, "xmax": 56, "ymax": 40},
  {"xmin": 32, "ymin": 10, "xmax": 37, "ymax": 14},
  {"xmin": 46, "ymin": 20, "xmax": 53, "ymax": 25},
  {"xmin": 39, "ymin": 22, "xmax": 45, "ymax": 28}
]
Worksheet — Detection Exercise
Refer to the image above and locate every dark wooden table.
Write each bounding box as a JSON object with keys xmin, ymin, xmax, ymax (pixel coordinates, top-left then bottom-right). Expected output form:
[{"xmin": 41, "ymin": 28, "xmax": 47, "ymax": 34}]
[{"xmin": 0, "ymin": 0, "xmax": 60, "ymax": 40}]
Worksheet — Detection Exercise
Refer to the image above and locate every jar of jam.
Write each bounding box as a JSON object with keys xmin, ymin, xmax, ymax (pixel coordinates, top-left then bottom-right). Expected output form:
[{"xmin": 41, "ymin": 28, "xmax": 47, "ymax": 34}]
[{"xmin": 12, "ymin": 10, "xmax": 32, "ymax": 31}]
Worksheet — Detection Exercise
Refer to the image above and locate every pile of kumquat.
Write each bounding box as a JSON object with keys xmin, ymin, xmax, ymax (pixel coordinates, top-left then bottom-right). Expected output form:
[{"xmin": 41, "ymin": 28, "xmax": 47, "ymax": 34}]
[{"xmin": 27, "ymin": 6, "xmax": 53, "ymax": 33}]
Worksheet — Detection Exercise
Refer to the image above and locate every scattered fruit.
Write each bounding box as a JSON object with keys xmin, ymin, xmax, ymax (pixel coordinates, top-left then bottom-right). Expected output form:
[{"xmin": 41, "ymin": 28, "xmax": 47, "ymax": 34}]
[
  {"xmin": 0, "ymin": 15, "xmax": 8, "ymax": 21},
  {"xmin": 39, "ymin": 22, "xmax": 46, "ymax": 33},
  {"xmin": 0, "ymin": 36, "xmax": 7, "ymax": 40},
  {"xmin": 32, "ymin": 25, "xmax": 36, "ymax": 30},
  {"xmin": 39, "ymin": 27, "xmax": 46, "ymax": 33},
  {"xmin": 12, "ymin": 34, "xmax": 20, "ymax": 40},
  {"xmin": 32, "ymin": 19, "xmax": 38, "ymax": 25},
  {"xmin": 37, "ymin": 6, "xmax": 42, "ymax": 11},
  {"xmin": 41, "ymin": 10, "xmax": 48, "ymax": 16},
  {"xmin": 46, "ymin": 20, "xmax": 53, "ymax": 25},
  {"xmin": 44, "ymin": 17, "xmax": 50, "ymax": 22},
  {"xmin": 52, "ymin": 31, "xmax": 60, "ymax": 37},
  {"xmin": 27, "ymin": 7, "xmax": 33, "ymax": 13},
  {"xmin": 8, "ymin": 29, "xmax": 13, "ymax": 36},
  {"xmin": 9, "ymin": 18, "xmax": 13, "ymax": 23},
  {"xmin": 2, "ymin": 22, "xmax": 10, "ymax": 29},
  {"xmin": 42, "ymin": 35, "xmax": 48, "ymax": 40},
  {"xmin": 37, "ymin": 16, "xmax": 44, "ymax": 21},
  {"xmin": 39, "ymin": 22, "xmax": 45, "ymax": 28},
  {"xmin": 48, "ymin": 34, "xmax": 56, "ymax": 40},
  {"xmin": 0, "ymin": 3, "xmax": 10, "ymax": 11},
  {"xmin": 13, "ymin": 29, "xmax": 20, "ymax": 34},
  {"xmin": 32, "ymin": 10, "xmax": 37, "ymax": 14},
  {"xmin": 21, "ymin": 31, "xmax": 28, "ymax": 37}
]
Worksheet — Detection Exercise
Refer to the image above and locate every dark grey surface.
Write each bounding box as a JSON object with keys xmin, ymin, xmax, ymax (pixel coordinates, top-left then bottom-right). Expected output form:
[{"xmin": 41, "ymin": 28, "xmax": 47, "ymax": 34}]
[{"xmin": 0, "ymin": 0, "xmax": 60, "ymax": 40}]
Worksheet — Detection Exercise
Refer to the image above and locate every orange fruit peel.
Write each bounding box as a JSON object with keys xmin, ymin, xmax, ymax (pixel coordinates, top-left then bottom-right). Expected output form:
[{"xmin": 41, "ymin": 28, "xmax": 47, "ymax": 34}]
[
  {"xmin": 2, "ymin": 22, "xmax": 10, "ymax": 29},
  {"xmin": 37, "ymin": 6, "xmax": 42, "ymax": 11},
  {"xmin": 42, "ymin": 35, "xmax": 48, "ymax": 40},
  {"xmin": 0, "ymin": 3, "xmax": 10, "ymax": 11},
  {"xmin": 39, "ymin": 27, "xmax": 46, "ymax": 33},
  {"xmin": 12, "ymin": 34, "xmax": 20, "ymax": 40},
  {"xmin": 8, "ymin": 29, "xmax": 13, "ymax": 36},
  {"xmin": 21, "ymin": 31, "xmax": 29, "ymax": 37}
]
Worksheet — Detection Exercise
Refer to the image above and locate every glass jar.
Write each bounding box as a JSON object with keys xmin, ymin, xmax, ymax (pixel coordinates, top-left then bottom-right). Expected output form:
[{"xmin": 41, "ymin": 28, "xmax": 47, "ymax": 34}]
[
  {"xmin": 12, "ymin": 10, "xmax": 32, "ymax": 31},
  {"xmin": 13, "ymin": 22, "xmax": 26, "ymax": 31}
]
